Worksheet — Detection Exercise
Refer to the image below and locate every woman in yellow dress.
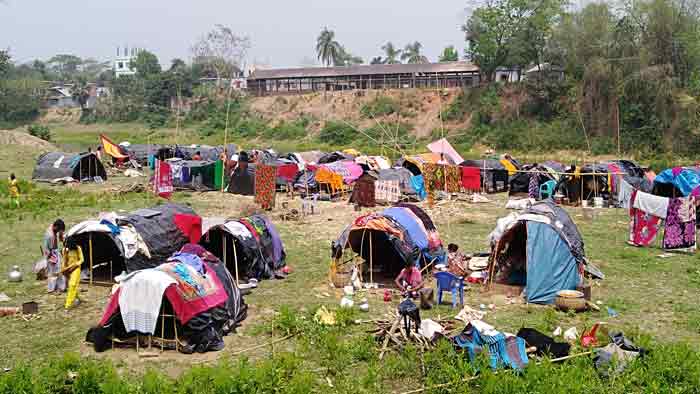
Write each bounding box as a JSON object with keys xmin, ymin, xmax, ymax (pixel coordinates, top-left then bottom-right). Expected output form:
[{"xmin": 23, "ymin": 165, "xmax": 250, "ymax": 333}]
[{"xmin": 61, "ymin": 239, "xmax": 84, "ymax": 309}]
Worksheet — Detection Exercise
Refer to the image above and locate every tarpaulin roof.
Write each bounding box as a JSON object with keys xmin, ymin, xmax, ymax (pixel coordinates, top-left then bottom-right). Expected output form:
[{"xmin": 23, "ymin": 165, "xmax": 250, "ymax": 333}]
[
  {"xmin": 332, "ymin": 204, "xmax": 444, "ymax": 268},
  {"xmin": 427, "ymin": 138, "xmax": 464, "ymax": 165},
  {"xmin": 321, "ymin": 161, "xmax": 364, "ymax": 184},
  {"xmin": 32, "ymin": 151, "xmax": 107, "ymax": 182},
  {"xmin": 199, "ymin": 215, "xmax": 286, "ymax": 280},
  {"xmin": 375, "ymin": 168, "xmax": 417, "ymax": 196},
  {"xmin": 654, "ymin": 167, "xmax": 700, "ymax": 197}
]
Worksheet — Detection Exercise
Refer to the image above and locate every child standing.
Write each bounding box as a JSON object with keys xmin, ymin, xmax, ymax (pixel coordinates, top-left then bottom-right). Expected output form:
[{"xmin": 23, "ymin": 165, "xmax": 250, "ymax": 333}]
[{"xmin": 8, "ymin": 173, "xmax": 19, "ymax": 208}]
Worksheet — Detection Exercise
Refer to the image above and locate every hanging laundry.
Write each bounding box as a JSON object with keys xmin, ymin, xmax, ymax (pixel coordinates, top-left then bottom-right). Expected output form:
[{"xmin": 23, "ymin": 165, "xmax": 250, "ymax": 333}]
[
  {"xmin": 528, "ymin": 173, "xmax": 539, "ymax": 199},
  {"xmin": 154, "ymin": 160, "xmax": 173, "ymax": 199},
  {"xmin": 444, "ymin": 165, "xmax": 461, "ymax": 193},
  {"xmin": 461, "ymin": 166, "xmax": 481, "ymax": 192},
  {"xmin": 663, "ymin": 196, "xmax": 696, "ymax": 252},
  {"xmin": 410, "ymin": 175, "xmax": 427, "ymax": 200},
  {"xmin": 254, "ymin": 163, "xmax": 277, "ymax": 210},
  {"xmin": 633, "ymin": 190, "xmax": 669, "ymax": 219},
  {"xmin": 375, "ymin": 180, "xmax": 400, "ymax": 203},
  {"xmin": 422, "ymin": 163, "xmax": 441, "ymax": 206},
  {"xmin": 629, "ymin": 190, "xmax": 661, "ymax": 247}
]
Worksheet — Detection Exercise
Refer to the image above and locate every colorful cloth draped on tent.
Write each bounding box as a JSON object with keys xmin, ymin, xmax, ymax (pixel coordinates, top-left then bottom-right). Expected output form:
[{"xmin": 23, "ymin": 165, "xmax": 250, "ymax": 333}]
[
  {"xmin": 423, "ymin": 164, "xmax": 461, "ymax": 204},
  {"xmin": 629, "ymin": 190, "xmax": 661, "ymax": 247},
  {"xmin": 461, "ymin": 167, "xmax": 481, "ymax": 192},
  {"xmin": 322, "ymin": 161, "xmax": 364, "ymax": 184},
  {"xmin": 315, "ymin": 167, "xmax": 344, "ymax": 194},
  {"xmin": 158, "ymin": 261, "xmax": 228, "ymax": 324},
  {"xmin": 663, "ymin": 196, "xmax": 696, "ymax": 252},
  {"xmin": 255, "ymin": 164, "xmax": 276, "ymax": 210}
]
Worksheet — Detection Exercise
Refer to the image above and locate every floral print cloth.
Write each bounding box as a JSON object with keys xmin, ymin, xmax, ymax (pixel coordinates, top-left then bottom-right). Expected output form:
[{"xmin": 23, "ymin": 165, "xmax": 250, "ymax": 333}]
[
  {"xmin": 663, "ymin": 196, "xmax": 696, "ymax": 252},
  {"xmin": 629, "ymin": 190, "xmax": 661, "ymax": 247},
  {"xmin": 254, "ymin": 164, "xmax": 276, "ymax": 210}
]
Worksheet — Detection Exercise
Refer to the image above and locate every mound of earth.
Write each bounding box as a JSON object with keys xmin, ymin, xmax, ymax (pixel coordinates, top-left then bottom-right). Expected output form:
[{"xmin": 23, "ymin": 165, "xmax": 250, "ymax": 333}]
[{"xmin": 0, "ymin": 129, "xmax": 56, "ymax": 150}]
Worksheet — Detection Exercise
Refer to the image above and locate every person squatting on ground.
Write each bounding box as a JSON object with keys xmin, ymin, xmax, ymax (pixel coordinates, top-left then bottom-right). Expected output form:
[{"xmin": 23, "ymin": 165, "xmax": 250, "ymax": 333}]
[
  {"xmin": 43, "ymin": 219, "xmax": 66, "ymax": 293},
  {"xmin": 61, "ymin": 238, "xmax": 84, "ymax": 309}
]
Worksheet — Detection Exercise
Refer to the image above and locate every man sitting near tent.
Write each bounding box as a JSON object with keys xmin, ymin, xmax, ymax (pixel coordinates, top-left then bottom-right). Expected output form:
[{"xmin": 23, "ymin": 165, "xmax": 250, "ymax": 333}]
[{"xmin": 447, "ymin": 243, "xmax": 469, "ymax": 277}]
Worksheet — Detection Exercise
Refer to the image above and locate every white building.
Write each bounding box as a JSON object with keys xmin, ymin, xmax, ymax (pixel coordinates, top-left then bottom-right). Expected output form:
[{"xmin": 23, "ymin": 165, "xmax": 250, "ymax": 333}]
[{"xmin": 114, "ymin": 47, "xmax": 138, "ymax": 77}]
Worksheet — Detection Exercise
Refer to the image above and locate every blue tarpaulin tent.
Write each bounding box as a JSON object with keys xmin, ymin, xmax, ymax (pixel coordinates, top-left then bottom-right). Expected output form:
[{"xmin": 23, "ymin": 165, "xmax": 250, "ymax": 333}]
[
  {"xmin": 653, "ymin": 167, "xmax": 700, "ymax": 197},
  {"xmin": 488, "ymin": 201, "xmax": 594, "ymax": 304}
]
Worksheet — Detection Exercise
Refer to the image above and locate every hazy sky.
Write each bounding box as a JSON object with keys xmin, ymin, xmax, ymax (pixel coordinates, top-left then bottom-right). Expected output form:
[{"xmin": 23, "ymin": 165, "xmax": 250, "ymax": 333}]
[{"xmin": 1, "ymin": 0, "xmax": 468, "ymax": 68}]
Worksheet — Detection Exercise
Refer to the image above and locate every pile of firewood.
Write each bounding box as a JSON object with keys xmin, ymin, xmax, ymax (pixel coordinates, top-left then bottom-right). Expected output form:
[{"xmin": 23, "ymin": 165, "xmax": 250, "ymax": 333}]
[{"xmin": 369, "ymin": 313, "xmax": 459, "ymax": 359}]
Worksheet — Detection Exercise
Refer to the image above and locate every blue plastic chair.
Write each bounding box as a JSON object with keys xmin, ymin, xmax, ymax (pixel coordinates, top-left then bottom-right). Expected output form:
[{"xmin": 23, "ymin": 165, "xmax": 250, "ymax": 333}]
[
  {"xmin": 539, "ymin": 180, "xmax": 557, "ymax": 200},
  {"xmin": 434, "ymin": 271, "xmax": 464, "ymax": 308}
]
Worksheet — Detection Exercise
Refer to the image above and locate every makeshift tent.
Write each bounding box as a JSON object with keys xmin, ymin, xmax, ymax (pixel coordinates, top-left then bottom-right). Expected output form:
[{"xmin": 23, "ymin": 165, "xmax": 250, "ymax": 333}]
[
  {"xmin": 460, "ymin": 159, "xmax": 509, "ymax": 193},
  {"xmin": 331, "ymin": 204, "xmax": 445, "ymax": 284},
  {"xmin": 120, "ymin": 144, "xmax": 163, "ymax": 165},
  {"xmin": 397, "ymin": 153, "xmax": 441, "ymax": 176},
  {"xmin": 319, "ymin": 151, "xmax": 354, "ymax": 164},
  {"xmin": 168, "ymin": 159, "xmax": 224, "ymax": 191},
  {"xmin": 86, "ymin": 244, "xmax": 247, "ymax": 353},
  {"xmin": 228, "ymin": 162, "xmax": 256, "ymax": 196},
  {"xmin": 354, "ymin": 155, "xmax": 392, "ymax": 171},
  {"xmin": 558, "ymin": 160, "xmax": 648, "ymax": 204},
  {"xmin": 118, "ymin": 143, "xmax": 237, "ymax": 166},
  {"xmin": 199, "ymin": 215, "xmax": 287, "ymax": 281},
  {"xmin": 653, "ymin": 167, "xmax": 700, "ymax": 197},
  {"xmin": 295, "ymin": 151, "xmax": 325, "ymax": 165},
  {"xmin": 487, "ymin": 201, "xmax": 601, "ymax": 304},
  {"xmin": 64, "ymin": 203, "xmax": 198, "ymax": 282},
  {"xmin": 509, "ymin": 163, "xmax": 560, "ymax": 196},
  {"xmin": 32, "ymin": 152, "xmax": 107, "ymax": 182}
]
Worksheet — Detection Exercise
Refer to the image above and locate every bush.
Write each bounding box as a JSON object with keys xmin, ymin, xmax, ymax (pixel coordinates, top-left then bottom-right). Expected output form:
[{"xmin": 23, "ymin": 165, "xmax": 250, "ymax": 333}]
[
  {"xmin": 360, "ymin": 96, "xmax": 401, "ymax": 118},
  {"xmin": 26, "ymin": 124, "xmax": 51, "ymax": 141},
  {"xmin": 319, "ymin": 121, "xmax": 357, "ymax": 145}
]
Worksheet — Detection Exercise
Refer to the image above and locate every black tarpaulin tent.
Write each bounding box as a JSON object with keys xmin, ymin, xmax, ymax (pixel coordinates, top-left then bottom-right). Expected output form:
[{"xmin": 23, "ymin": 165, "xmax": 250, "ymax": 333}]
[
  {"xmin": 64, "ymin": 203, "xmax": 197, "ymax": 282},
  {"xmin": 460, "ymin": 159, "xmax": 509, "ymax": 193},
  {"xmin": 32, "ymin": 152, "xmax": 107, "ymax": 182}
]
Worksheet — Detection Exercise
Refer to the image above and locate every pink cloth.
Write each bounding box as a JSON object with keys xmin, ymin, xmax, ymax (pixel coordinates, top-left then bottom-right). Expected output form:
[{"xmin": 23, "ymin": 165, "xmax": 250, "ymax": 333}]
[
  {"xmin": 672, "ymin": 167, "xmax": 683, "ymax": 177},
  {"xmin": 427, "ymin": 138, "xmax": 464, "ymax": 165},
  {"xmin": 607, "ymin": 163, "xmax": 621, "ymax": 194},
  {"xmin": 397, "ymin": 267, "xmax": 422, "ymax": 288},
  {"xmin": 629, "ymin": 190, "xmax": 661, "ymax": 246},
  {"xmin": 154, "ymin": 160, "xmax": 173, "ymax": 199},
  {"xmin": 99, "ymin": 288, "xmax": 121, "ymax": 326}
]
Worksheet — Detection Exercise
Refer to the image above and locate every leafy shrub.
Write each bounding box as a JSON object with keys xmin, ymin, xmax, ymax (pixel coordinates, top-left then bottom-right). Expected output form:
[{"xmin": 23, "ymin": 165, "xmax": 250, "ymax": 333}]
[
  {"xmin": 27, "ymin": 124, "xmax": 51, "ymax": 141},
  {"xmin": 360, "ymin": 96, "xmax": 401, "ymax": 118},
  {"xmin": 319, "ymin": 121, "xmax": 357, "ymax": 145}
]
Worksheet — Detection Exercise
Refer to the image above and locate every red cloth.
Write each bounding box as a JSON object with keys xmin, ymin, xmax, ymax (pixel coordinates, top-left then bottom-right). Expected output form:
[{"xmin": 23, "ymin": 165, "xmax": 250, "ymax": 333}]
[
  {"xmin": 99, "ymin": 288, "xmax": 121, "ymax": 326},
  {"xmin": 629, "ymin": 190, "xmax": 661, "ymax": 246},
  {"xmin": 163, "ymin": 262, "xmax": 228, "ymax": 325},
  {"xmin": 276, "ymin": 164, "xmax": 299, "ymax": 182},
  {"xmin": 174, "ymin": 214, "xmax": 202, "ymax": 244},
  {"xmin": 154, "ymin": 160, "xmax": 173, "ymax": 199},
  {"xmin": 461, "ymin": 167, "xmax": 481, "ymax": 192}
]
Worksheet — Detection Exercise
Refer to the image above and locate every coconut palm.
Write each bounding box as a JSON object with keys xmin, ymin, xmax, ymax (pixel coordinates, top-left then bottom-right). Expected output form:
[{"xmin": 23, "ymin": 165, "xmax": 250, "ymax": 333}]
[
  {"xmin": 382, "ymin": 42, "xmax": 402, "ymax": 64},
  {"xmin": 401, "ymin": 41, "xmax": 429, "ymax": 64},
  {"xmin": 316, "ymin": 27, "xmax": 342, "ymax": 67}
]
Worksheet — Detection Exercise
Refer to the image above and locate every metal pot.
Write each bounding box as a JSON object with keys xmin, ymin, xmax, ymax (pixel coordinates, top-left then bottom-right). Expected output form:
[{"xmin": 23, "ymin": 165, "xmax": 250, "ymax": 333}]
[{"xmin": 8, "ymin": 265, "xmax": 22, "ymax": 282}]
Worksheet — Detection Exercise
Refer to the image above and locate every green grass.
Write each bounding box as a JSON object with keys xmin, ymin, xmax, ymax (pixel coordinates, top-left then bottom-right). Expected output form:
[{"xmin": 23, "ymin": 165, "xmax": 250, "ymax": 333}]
[{"xmin": 1, "ymin": 122, "xmax": 700, "ymax": 392}]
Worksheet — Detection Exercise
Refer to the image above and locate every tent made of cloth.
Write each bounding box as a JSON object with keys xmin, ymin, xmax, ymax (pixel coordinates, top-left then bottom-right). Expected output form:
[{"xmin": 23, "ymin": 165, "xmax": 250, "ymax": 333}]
[
  {"xmin": 460, "ymin": 159, "xmax": 509, "ymax": 193},
  {"xmin": 64, "ymin": 203, "xmax": 199, "ymax": 282},
  {"xmin": 396, "ymin": 153, "xmax": 442, "ymax": 176},
  {"xmin": 319, "ymin": 151, "xmax": 354, "ymax": 164},
  {"xmin": 199, "ymin": 215, "xmax": 287, "ymax": 281},
  {"xmin": 487, "ymin": 201, "xmax": 600, "ymax": 304},
  {"xmin": 296, "ymin": 150, "xmax": 325, "ymax": 165},
  {"xmin": 86, "ymin": 246, "xmax": 247, "ymax": 353},
  {"xmin": 355, "ymin": 155, "xmax": 392, "ymax": 171},
  {"xmin": 558, "ymin": 160, "xmax": 645, "ymax": 203},
  {"xmin": 119, "ymin": 143, "xmax": 237, "ymax": 165},
  {"xmin": 32, "ymin": 152, "xmax": 107, "ymax": 182},
  {"xmin": 331, "ymin": 204, "xmax": 445, "ymax": 283},
  {"xmin": 653, "ymin": 167, "xmax": 700, "ymax": 197}
]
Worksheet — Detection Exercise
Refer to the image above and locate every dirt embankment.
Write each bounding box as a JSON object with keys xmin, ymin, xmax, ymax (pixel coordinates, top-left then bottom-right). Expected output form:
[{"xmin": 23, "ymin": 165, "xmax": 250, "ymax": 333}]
[
  {"xmin": 249, "ymin": 88, "xmax": 471, "ymax": 138},
  {"xmin": 0, "ymin": 129, "xmax": 56, "ymax": 150}
]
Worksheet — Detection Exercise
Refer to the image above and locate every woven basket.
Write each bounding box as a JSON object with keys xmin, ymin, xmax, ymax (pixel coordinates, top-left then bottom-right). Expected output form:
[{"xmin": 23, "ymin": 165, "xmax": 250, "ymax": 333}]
[
  {"xmin": 555, "ymin": 290, "xmax": 586, "ymax": 312},
  {"xmin": 329, "ymin": 260, "xmax": 354, "ymax": 288}
]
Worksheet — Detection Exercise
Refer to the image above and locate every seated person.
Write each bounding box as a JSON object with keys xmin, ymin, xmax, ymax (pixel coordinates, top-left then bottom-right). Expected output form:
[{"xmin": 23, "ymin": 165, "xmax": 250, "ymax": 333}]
[
  {"xmin": 394, "ymin": 260, "xmax": 424, "ymax": 298},
  {"xmin": 447, "ymin": 243, "xmax": 469, "ymax": 277}
]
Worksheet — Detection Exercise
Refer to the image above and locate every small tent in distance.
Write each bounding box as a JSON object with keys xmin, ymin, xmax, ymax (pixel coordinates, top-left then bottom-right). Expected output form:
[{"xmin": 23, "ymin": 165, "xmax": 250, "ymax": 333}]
[{"xmin": 32, "ymin": 152, "xmax": 106, "ymax": 183}]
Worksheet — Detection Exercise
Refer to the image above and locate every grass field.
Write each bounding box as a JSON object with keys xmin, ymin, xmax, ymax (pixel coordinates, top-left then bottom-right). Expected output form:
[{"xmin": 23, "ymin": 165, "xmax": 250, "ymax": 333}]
[{"xmin": 1, "ymin": 124, "xmax": 699, "ymax": 393}]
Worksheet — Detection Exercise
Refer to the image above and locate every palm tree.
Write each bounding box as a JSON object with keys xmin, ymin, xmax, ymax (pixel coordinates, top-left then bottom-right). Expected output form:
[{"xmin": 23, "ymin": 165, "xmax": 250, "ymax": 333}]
[
  {"xmin": 316, "ymin": 27, "xmax": 342, "ymax": 67},
  {"xmin": 382, "ymin": 42, "xmax": 402, "ymax": 64},
  {"xmin": 401, "ymin": 42, "xmax": 429, "ymax": 64}
]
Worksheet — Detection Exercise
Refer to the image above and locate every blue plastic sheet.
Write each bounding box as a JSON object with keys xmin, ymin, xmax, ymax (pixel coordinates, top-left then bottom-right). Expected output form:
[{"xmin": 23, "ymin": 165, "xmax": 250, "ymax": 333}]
[
  {"xmin": 654, "ymin": 168, "xmax": 700, "ymax": 196},
  {"xmin": 525, "ymin": 222, "xmax": 580, "ymax": 304},
  {"xmin": 410, "ymin": 175, "xmax": 427, "ymax": 200}
]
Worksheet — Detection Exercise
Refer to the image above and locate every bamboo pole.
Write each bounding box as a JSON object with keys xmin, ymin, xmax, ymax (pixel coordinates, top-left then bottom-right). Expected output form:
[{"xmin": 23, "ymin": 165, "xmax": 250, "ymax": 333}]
[
  {"xmin": 232, "ymin": 237, "xmax": 240, "ymax": 286},
  {"xmin": 369, "ymin": 230, "xmax": 373, "ymax": 287}
]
